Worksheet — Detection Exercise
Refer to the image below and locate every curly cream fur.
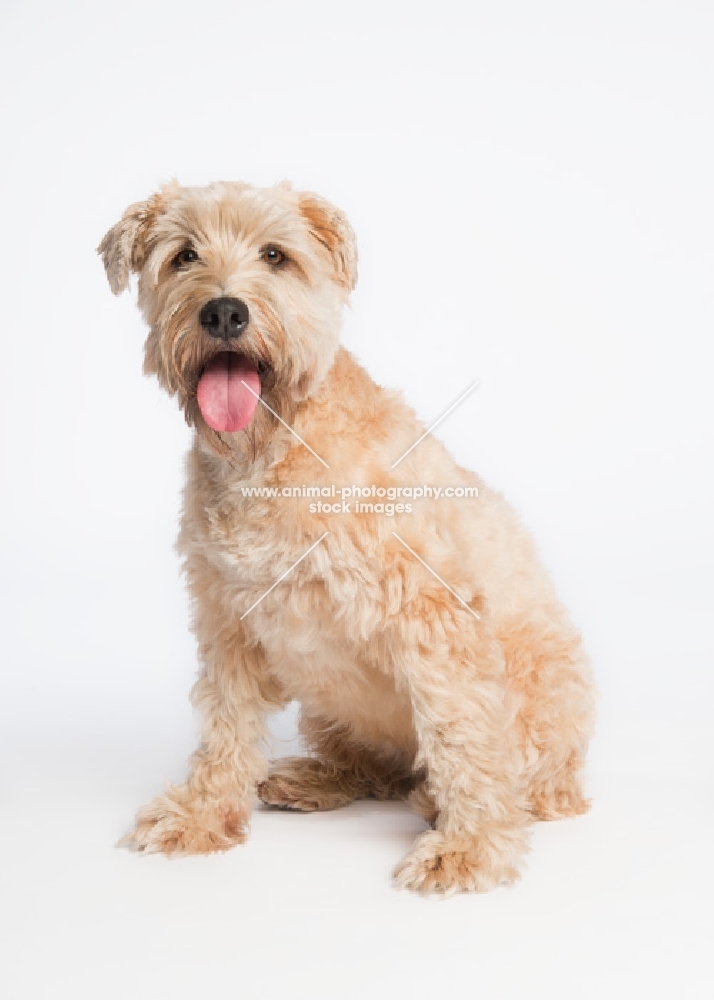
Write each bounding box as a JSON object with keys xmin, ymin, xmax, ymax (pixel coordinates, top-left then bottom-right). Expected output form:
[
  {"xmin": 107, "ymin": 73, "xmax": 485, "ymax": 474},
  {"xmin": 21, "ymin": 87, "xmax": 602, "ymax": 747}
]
[{"xmin": 99, "ymin": 179, "xmax": 595, "ymax": 895}]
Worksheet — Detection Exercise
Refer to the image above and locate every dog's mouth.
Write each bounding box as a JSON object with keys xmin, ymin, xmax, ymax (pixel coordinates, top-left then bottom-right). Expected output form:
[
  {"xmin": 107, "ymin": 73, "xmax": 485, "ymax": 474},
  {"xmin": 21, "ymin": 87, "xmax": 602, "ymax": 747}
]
[{"xmin": 196, "ymin": 352, "xmax": 263, "ymax": 433}]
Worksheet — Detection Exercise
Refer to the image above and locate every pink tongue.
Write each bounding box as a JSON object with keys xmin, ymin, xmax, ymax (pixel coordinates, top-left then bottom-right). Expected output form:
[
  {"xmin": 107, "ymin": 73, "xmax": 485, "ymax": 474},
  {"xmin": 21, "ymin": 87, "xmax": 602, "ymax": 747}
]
[{"xmin": 196, "ymin": 353, "xmax": 261, "ymax": 433}]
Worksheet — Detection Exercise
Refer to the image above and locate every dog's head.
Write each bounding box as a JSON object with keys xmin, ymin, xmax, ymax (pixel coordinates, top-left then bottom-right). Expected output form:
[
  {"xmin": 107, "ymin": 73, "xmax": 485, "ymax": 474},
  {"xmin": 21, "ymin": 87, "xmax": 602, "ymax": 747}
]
[{"xmin": 98, "ymin": 180, "xmax": 357, "ymax": 459}]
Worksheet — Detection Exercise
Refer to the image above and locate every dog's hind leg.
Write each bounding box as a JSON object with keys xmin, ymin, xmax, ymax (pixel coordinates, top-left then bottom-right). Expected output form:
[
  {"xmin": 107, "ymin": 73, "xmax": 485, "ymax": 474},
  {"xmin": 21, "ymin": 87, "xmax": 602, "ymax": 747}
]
[
  {"xmin": 497, "ymin": 613, "xmax": 594, "ymax": 822},
  {"xmin": 258, "ymin": 757, "xmax": 367, "ymax": 811},
  {"xmin": 528, "ymin": 750, "xmax": 590, "ymax": 820},
  {"xmin": 258, "ymin": 718, "xmax": 417, "ymax": 812}
]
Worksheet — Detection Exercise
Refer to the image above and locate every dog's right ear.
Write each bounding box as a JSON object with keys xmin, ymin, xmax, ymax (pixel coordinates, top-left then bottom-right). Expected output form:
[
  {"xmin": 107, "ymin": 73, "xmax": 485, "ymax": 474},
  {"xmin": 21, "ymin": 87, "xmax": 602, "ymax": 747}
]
[
  {"xmin": 97, "ymin": 184, "xmax": 178, "ymax": 295},
  {"xmin": 97, "ymin": 200, "xmax": 154, "ymax": 295}
]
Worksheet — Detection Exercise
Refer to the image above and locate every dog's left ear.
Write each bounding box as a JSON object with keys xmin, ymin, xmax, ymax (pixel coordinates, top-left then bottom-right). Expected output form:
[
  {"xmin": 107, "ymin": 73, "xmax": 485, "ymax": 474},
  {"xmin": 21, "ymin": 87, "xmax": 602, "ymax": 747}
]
[
  {"xmin": 298, "ymin": 192, "xmax": 358, "ymax": 292},
  {"xmin": 97, "ymin": 184, "xmax": 177, "ymax": 295}
]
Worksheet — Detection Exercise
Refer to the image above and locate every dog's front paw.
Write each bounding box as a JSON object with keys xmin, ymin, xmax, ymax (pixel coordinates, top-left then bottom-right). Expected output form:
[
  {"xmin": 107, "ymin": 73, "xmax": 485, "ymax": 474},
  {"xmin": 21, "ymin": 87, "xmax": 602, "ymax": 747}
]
[
  {"xmin": 393, "ymin": 829, "xmax": 522, "ymax": 896},
  {"xmin": 121, "ymin": 787, "xmax": 248, "ymax": 856}
]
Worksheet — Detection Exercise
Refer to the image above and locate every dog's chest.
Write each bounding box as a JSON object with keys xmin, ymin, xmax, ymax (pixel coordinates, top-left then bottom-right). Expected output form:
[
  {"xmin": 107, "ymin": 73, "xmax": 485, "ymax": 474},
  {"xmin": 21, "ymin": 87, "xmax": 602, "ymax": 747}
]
[
  {"xmin": 258, "ymin": 624, "xmax": 415, "ymax": 755},
  {"xmin": 200, "ymin": 483, "xmax": 378, "ymax": 622},
  {"xmin": 199, "ymin": 501, "xmax": 415, "ymax": 752}
]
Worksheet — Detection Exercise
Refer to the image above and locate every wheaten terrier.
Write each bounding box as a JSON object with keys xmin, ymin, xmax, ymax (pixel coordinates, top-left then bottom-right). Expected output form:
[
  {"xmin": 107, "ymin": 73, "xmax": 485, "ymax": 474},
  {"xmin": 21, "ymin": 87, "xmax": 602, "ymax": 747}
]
[{"xmin": 98, "ymin": 179, "xmax": 594, "ymax": 894}]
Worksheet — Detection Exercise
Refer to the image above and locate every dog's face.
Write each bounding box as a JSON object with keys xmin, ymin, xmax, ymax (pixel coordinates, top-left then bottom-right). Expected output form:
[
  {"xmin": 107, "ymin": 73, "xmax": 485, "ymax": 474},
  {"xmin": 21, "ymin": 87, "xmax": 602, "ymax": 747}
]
[{"xmin": 98, "ymin": 180, "xmax": 357, "ymax": 459}]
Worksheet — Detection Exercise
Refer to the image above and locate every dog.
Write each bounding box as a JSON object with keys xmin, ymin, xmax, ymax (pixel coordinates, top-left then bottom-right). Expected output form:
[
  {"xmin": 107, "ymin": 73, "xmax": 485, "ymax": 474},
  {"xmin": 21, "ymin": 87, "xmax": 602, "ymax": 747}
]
[{"xmin": 98, "ymin": 179, "xmax": 594, "ymax": 894}]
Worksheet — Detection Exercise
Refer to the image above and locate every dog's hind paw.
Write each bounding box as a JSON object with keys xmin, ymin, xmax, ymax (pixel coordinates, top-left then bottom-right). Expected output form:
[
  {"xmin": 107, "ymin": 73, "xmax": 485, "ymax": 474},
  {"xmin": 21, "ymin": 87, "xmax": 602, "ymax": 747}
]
[
  {"xmin": 257, "ymin": 757, "xmax": 357, "ymax": 812},
  {"xmin": 119, "ymin": 788, "xmax": 248, "ymax": 856},
  {"xmin": 393, "ymin": 830, "xmax": 522, "ymax": 896}
]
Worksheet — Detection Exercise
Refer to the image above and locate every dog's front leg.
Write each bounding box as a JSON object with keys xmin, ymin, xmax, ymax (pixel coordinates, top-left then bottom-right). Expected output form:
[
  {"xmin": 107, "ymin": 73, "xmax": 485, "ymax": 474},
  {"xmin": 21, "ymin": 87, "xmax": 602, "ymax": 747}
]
[
  {"xmin": 126, "ymin": 622, "xmax": 283, "ymax": 855},
  {"xmin": 391, "ymin": 604, "xmax": 530, "ymax": 894}
]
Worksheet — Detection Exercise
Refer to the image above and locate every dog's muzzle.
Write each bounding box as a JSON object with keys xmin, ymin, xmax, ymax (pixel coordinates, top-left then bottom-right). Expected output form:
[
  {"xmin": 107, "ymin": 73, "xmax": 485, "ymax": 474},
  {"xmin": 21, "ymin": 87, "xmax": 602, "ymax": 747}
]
[{"xmin": 199, "ymin": 297, "xmax": 250, "ymax": 340}]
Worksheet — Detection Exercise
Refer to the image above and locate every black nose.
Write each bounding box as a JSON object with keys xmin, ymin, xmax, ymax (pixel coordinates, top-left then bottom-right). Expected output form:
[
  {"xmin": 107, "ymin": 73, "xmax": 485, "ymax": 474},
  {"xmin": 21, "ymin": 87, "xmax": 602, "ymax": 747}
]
[{"xmin": 199, "ymin": 297, "xmax": 250, "ymax": 339}]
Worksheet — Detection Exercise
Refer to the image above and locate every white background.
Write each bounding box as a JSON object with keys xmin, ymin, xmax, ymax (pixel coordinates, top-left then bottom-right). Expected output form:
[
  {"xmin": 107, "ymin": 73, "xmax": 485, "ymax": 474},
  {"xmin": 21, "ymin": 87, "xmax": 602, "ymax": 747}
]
[{"xmin": 1, "ymin": 1, "xmax": 712, "ymax": 997}]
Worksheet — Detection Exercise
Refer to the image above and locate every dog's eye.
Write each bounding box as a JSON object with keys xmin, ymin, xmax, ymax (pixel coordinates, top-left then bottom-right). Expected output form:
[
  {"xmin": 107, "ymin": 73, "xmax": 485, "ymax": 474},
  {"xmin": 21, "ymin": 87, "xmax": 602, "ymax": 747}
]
[
  {"xmin": 173, "ymin": 247, "xmax": 199, "ymax": 268},
  {"xmin": 261, "ymin": 245, "xmax": 286, "ymax": 267}
]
